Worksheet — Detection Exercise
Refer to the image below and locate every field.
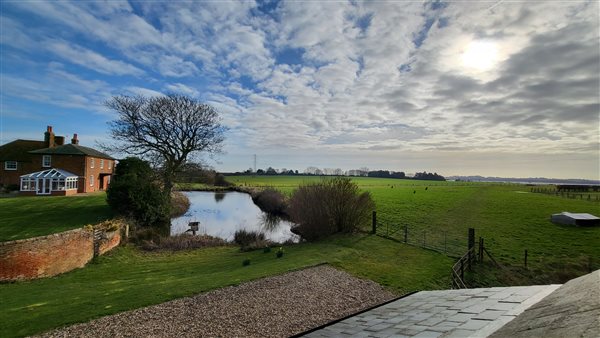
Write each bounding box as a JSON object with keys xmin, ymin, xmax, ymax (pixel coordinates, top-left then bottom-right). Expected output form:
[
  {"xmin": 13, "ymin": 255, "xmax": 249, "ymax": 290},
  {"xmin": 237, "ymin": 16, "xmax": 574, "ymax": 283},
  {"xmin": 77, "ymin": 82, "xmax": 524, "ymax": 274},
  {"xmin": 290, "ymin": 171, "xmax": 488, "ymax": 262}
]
[
  {"xmin": 0, "ymin": 234, "xmax": 451, "ymax": 337},
  {"xmin": 229, "ymin": 175, "xmax": 600, "ymax": 282},
  {"xmin": 0, "ymin": 192, "xmax": 113, "ymax": 242}
]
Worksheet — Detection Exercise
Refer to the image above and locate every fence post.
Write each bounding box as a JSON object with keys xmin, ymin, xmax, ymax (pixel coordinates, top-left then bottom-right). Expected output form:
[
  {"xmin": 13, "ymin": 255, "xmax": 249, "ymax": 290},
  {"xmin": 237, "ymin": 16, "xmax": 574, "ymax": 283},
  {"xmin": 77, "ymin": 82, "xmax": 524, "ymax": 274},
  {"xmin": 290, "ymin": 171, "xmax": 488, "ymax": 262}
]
[
  {"xmin": 371, "ymin": 211, "xmax": 377, "ymax": 234},
  {"xmin": 524, "ymin": 249, "xmax": 528, "ymax": 268},
  {"xmin": 404, "ymin": 225, "xmax": 408, "ymax": 243},
  {"xmin": 468, "ymin": 228, "xmax": 475, "ymax": 270},
  {"xmin": 460, "ymin": 259, "xmax": 464, "ymax": 281}
]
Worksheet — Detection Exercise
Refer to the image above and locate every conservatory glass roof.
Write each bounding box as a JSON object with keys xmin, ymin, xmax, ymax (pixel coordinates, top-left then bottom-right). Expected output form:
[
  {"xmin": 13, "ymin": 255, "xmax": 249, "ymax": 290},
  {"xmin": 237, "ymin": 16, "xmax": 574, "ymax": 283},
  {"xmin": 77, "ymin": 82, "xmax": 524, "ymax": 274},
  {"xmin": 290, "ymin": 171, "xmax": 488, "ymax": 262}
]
[{"xmin": 20, "ymin": 168, "xmax": 79, "ymax": 179}]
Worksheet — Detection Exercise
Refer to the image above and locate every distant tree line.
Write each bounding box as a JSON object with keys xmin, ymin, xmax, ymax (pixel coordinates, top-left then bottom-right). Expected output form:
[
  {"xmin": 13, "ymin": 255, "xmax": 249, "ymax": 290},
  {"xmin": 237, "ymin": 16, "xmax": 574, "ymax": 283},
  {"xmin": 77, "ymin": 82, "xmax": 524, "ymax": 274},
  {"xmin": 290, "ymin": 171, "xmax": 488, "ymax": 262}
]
[
  {"xmin": 228, "ymin": 167, "xmax": 445, "ymax": 181},
  {"xmin": 413, "ymin": 171, "xmax": 445, "ymax": 181}
]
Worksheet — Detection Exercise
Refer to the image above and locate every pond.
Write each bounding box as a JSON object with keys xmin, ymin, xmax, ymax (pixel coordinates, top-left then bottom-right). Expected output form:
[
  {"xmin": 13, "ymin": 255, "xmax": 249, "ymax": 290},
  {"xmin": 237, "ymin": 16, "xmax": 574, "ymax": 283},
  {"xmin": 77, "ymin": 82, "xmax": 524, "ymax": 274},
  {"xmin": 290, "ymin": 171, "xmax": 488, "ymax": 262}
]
[{"xmin": 171, "ymin": 191, "xmax": 299, "ymax": 243}]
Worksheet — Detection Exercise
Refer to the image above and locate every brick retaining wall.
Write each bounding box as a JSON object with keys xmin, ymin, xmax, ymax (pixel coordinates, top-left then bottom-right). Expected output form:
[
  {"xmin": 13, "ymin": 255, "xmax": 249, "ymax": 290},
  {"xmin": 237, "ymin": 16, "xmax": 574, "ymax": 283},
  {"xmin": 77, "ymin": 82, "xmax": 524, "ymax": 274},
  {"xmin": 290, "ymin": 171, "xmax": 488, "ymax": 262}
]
[{"xmin": 0, "ymin": 220, "xmax": 125, "ymax": 281}]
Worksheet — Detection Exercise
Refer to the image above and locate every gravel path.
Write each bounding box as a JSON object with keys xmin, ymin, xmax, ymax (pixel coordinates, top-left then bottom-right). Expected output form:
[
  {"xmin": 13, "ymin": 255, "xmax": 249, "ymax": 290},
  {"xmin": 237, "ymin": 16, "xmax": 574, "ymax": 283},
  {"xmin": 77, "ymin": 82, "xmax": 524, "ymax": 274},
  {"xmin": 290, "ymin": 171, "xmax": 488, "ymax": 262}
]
[{"xmin": 37, "ymin": 265, "xmax": 397, "ymax": 338}]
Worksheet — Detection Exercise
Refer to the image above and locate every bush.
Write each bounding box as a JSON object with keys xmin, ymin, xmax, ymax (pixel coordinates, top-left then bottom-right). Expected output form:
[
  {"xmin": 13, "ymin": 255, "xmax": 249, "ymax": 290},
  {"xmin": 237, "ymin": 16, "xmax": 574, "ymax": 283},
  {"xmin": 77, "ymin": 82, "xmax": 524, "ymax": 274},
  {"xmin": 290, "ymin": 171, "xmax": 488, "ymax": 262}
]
[
  {"xmin": 233, "ymin": 229, "xmax": 272, "ymax": 251},
  {"xmin": 252, "ymin": 188, "xmax": 287, "ymax": 215},
  {"xmin": 107, "ymin": 157, "xmax": 170, "ymax": 228},
  {"xmin": 276, "ymin": 247, "xmax": 284, "ymax": 258},
  {"xmin": 288, "ymin": 177, "xmax": 375, "ymax": 241},
  {"xmin": 242, "ymin": 258, "xmax": 251, "ymax": 266}
]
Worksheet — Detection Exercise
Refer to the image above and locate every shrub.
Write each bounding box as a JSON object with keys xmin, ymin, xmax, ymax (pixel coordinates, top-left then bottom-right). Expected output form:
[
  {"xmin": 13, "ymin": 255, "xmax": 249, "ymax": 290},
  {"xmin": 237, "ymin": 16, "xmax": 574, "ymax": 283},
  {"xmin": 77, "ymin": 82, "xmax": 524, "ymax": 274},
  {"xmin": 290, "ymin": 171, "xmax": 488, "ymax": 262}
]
[
  {"xmin": 107, "ymin": 157, "xmax": 170, "ymax": 228},
  {"xmin": 242, "ymin": 258, "xmax": 251, "ymax": 266},
  {"xmin": 252, "ymin": 188, "xmax": 287, "ymax": 215},
  {"xmin": 276, "ymin": 247, "xmax": 284, "ymax": 258},
  {"xmin": 288, "ymin": 177, "xmax": 375, "ymax": 241},
  {"xmin": 263, "ymin": 246, "xmax": 272, "ymax": 253},
  {"xmin": 233, "ymin": 229, "xmax": 272, "ymax": 251}
]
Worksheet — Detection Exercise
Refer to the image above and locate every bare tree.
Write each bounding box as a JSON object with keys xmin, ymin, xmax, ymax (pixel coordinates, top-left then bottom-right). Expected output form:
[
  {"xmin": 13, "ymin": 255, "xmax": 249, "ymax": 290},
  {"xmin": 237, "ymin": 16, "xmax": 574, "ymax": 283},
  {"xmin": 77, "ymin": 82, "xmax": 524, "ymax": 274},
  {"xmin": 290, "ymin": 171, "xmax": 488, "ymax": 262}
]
[{"xmin": 105, "ymin": 94, "xmax": 226, "ymax": 194}]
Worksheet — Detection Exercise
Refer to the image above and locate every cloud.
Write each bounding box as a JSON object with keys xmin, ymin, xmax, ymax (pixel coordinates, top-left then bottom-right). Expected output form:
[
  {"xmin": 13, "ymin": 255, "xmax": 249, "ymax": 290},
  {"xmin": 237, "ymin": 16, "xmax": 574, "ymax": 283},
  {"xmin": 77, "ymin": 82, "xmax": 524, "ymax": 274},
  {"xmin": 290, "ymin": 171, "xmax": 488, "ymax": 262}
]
[
  {"xmin": 46, "ymin": 40, "xmax": 144, "ymax": 76},
  {"xmin": 164, "ymin": 83, "xmax": 200, "ymax": 97}
]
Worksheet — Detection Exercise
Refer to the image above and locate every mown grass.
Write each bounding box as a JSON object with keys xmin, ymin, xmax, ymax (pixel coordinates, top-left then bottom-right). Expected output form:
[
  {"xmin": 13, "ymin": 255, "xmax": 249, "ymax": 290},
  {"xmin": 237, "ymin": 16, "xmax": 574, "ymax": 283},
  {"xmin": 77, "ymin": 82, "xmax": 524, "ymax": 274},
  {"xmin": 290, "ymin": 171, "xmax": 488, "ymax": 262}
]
[
  {"xmin": 228, "ymin": 176, "xmax": 600, "ymax": 281},
  {"xmin": 0, "ymin": 193, "xmax": 113, "ymax": 242},
  {"xmin": 0, "ymin": 234, "xmax": 451, "ymax": 338}
]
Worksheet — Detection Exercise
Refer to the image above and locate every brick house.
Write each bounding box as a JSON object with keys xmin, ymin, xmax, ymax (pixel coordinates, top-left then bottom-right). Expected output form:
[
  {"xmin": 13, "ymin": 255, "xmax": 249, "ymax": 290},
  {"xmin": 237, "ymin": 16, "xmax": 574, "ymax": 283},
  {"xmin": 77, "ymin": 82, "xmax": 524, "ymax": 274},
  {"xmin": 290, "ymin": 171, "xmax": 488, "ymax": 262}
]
[{"xmin": 0, "ymin": 126, "xmax": 115, "ymax": 196}]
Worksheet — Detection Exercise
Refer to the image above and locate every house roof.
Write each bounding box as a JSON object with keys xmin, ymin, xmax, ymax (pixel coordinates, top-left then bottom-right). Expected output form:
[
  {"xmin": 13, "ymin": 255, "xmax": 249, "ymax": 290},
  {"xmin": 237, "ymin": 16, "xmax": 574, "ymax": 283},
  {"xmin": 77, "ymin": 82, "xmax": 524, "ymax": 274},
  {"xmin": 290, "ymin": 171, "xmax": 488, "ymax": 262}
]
[
  {"xmin": 0, "ymin": 140, "xmax": 46, "ymax": 161},
  {"xmin": 20, "ymin": 168, "xmax": 79, "ymax": 179},
  {"xmin": 29, "ymin": 144, "xmax": 115, "ymax": 160}
]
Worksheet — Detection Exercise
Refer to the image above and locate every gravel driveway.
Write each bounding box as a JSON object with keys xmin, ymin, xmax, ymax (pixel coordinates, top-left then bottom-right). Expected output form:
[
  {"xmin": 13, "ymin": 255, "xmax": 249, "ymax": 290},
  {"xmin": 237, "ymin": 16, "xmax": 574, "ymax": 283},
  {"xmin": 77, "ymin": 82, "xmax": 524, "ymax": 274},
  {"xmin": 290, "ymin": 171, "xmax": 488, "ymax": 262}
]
[{"xmin": 37, "ymin": 265, "xmax": 397, "ymax": 338}]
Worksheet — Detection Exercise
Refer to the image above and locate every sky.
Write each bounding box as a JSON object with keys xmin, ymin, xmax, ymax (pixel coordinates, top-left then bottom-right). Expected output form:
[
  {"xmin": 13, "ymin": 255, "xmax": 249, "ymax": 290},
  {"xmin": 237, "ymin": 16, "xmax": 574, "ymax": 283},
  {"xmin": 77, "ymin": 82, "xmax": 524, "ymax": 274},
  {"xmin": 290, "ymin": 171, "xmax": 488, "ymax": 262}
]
[{"xmin": 1, "ymin": 0, "xmax": 598, "ymax": 179}]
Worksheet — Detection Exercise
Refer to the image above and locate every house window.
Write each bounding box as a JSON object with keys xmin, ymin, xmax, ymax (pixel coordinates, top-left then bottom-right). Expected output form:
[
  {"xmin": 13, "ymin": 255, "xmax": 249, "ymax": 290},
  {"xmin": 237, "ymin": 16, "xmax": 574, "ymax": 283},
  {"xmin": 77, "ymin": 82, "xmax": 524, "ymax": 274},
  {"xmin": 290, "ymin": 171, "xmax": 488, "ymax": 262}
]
[
  {"xmin": 4, "ymin": 161, "xmax": 17, "ymax": 170},
  {"xmin": 100, "ymin": 159, "xmax": 104, "ymax": 169},
  {"xmin": 108, "ymin": 161, "xmax": 112, "ymax": 169},
  {"xmin": 90, "ymin": 158, "xmax": 95, "ymax": 169},
  {"xmin": 42, "ymin": 155, "xmax": 51, "ymax": 167},
  {"xmin": 90, "ymin": 175, "xmax": 94, "ymax": 187}
]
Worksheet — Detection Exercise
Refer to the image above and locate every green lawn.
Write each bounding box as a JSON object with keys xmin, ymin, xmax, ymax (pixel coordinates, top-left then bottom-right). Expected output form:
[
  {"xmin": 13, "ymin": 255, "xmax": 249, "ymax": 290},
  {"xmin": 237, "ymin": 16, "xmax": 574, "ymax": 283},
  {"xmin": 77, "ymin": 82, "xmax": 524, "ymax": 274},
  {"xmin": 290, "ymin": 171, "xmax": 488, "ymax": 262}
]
[
  {"xmin": 0, "ymin": 193, "xmax": 113, "ymax": 242},
  {"xmin": 228, "ymin": 176, "xmax": 600, "ymax": 276},
  {"xmin": 0, "ymin": 234, "xmax": 451, "ymax": 338}
]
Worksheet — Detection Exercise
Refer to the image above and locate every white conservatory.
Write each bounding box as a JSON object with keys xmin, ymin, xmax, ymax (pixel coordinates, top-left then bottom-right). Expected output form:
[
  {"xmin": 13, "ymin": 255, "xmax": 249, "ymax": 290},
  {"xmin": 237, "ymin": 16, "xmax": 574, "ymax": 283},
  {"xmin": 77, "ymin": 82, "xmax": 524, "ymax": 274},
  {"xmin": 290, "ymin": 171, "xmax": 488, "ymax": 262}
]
[{"xmin": 20, "ymin": 168, "xmax": 79, "ymax": 196}]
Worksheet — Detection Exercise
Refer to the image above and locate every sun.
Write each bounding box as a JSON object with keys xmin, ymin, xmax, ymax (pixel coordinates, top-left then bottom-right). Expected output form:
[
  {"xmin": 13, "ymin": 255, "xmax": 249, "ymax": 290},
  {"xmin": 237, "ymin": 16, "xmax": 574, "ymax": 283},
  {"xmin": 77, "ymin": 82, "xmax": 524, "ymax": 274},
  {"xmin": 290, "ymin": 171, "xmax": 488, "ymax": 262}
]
[{"xmin": 461, "ymin": 40, "xmax": 499, "ymax": 71}]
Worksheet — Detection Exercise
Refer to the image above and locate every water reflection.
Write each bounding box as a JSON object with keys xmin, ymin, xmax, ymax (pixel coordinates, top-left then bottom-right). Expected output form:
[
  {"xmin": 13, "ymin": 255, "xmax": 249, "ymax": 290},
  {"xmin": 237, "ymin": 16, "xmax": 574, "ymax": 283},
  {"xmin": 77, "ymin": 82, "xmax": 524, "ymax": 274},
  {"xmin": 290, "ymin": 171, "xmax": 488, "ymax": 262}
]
[
  {"xmin": 171, "ymin": 191, "xmax": 298, "ymax": 243},
  {"xmin": 214, "ymin": 191, "xmax": 226, "ymax": 203}
]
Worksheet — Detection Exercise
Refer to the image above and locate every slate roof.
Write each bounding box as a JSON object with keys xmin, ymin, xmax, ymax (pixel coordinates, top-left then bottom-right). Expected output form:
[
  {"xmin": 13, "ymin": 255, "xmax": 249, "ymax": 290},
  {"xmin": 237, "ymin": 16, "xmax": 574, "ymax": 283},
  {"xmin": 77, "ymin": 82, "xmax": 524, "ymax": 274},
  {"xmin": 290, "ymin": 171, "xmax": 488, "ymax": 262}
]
[
  {"xmin": 29, "ymin": 144, "xmax": 115, "ymax": 160},
  {"xmin": 0, "ymin": 140, "xmax": 46, "ymax": 161}
]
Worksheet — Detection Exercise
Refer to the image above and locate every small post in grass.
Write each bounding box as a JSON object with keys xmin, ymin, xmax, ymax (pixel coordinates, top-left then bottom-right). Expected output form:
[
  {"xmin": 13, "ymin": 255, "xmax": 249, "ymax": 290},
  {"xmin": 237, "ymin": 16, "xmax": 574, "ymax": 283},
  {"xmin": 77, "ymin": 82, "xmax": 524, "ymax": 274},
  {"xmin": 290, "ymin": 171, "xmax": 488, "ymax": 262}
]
[{"xmin": 371, "ymin": 211, "xmax": 377, "ymax": 234}]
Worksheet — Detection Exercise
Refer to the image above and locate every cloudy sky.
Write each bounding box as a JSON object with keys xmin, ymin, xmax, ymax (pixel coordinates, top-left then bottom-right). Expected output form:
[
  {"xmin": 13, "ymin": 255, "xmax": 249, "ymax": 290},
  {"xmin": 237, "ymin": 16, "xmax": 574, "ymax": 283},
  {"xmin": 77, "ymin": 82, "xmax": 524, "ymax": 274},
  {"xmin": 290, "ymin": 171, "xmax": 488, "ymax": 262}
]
[{"xmin": 1, "ymin": 1, "xmax": 598, "ymax": 179}]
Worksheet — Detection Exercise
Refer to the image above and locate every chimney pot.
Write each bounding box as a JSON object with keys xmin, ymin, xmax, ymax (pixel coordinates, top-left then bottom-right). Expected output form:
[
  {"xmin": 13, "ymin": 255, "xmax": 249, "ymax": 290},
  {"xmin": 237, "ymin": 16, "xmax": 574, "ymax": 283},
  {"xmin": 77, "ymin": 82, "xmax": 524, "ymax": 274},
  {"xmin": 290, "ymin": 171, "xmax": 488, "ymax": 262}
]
[
  {"xmin": 47, "ymin": 125, "xmax": 53, "ymax": 133},
  {"xmin": 71, "ymin": 133, "xmax": 79, "ymax": 145}
]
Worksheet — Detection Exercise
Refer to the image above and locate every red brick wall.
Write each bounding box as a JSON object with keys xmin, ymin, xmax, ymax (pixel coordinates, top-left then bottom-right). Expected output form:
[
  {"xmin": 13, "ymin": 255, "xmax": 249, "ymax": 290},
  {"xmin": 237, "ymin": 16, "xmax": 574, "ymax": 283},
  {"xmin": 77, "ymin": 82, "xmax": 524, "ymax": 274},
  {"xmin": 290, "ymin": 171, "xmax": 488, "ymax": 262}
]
[
  {"xmin": 0, "ymin": 220, "xmax": 125, "ymax": 281},
  {"xmin": 82, "ymin": 157, "xmax": 115, "ymax": 193}
]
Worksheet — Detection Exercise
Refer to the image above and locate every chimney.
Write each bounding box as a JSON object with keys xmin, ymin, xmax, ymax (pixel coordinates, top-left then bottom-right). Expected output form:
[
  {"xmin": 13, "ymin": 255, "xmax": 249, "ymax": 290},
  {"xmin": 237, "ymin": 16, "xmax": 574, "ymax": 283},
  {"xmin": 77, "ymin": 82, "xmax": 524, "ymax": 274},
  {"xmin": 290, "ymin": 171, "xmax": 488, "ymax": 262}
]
[
  {"xmin": 71, "ymin": 133, "xmax": 79, "ymax": 145},
  {"xmin": 55, "ymin": 136, "xmax": 65, "ymax": 146},
  {"xmin": 44, "ymin": 125, "xmax": 55, "ymax": 148}
]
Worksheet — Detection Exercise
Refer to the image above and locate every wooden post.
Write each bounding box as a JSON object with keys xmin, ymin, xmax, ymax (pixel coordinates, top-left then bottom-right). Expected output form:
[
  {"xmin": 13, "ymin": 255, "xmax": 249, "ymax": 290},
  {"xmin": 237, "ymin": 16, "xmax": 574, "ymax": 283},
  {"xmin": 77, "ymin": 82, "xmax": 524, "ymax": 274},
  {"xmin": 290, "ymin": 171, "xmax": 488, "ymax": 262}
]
[
  {"xmin": 404, "ymin": 225, "xmax": 408, "ymax": 243},
  {"xmin": 478, "ymin": 237, "xmax": 484, "ymax": 262},
  {"xmin": 468, "ymin": 228, "xmax": 475, "ymax": 252},
  {"xmin": 460, "ymin": 259, "xmax": 464, "ymax": 280},
  {"xmin": 524, "ymin": 249, "xmax": 528, "ymax": 268},
  {"xmin": 371, "ymin": 211, "xmax": 377, "ymax": 234},
  {"xmin": 468, "ymin": 228, "xmax": 475, "ymax": 270}
]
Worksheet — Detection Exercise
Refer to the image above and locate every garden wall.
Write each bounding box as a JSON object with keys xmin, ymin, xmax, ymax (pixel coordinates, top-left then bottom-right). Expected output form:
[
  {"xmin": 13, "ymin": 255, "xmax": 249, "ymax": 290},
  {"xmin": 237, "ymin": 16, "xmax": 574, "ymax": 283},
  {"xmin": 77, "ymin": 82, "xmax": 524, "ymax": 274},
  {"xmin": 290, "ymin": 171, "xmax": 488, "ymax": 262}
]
[{"xmin": 0, "ymin": 220, "xmax": 126, "ymax": 282}]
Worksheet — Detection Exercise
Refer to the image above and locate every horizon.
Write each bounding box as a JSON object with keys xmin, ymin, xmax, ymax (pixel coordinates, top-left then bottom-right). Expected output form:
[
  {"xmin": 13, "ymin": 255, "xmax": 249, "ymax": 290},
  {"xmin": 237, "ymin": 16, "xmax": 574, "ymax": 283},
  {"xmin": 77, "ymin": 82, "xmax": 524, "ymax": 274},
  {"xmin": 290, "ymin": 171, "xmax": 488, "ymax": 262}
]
[{"xmin": 1, "ymin": 1, "xmax": 599, "ymax": 180}]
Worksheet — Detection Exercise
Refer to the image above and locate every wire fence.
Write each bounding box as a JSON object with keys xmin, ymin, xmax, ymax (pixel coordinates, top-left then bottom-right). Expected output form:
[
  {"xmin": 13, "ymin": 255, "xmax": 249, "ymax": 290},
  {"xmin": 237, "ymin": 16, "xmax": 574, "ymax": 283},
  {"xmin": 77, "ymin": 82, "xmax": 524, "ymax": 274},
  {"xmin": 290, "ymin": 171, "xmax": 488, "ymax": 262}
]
[{"xmin": 376, "ymin": 222, "xmax": 467, "ymax": 258}]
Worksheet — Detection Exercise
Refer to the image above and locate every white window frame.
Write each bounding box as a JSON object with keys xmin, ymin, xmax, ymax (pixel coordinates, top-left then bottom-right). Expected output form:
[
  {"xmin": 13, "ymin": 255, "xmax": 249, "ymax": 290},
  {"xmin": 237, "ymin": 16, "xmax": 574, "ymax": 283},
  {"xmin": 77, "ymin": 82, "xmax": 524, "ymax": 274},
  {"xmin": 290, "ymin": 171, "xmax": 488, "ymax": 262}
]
[
  {"xmin": 42, "ymin": 155, "xmax": 51, "ymax": 167},
  {"xmin": 100, "ymin": 159, "xmax": 104, "ymax": 169},
  {"xmin": 90, "ymin": 175, "xmax": 94, "ymax": 187},
  {"xmin": 4, "ymin": 161, "xmax": 17, "ymax": 170},
  {"xmin": 90, "ymin": 158, "xmax": 95, "ymax": 169}
]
